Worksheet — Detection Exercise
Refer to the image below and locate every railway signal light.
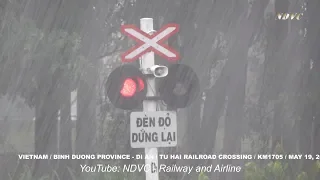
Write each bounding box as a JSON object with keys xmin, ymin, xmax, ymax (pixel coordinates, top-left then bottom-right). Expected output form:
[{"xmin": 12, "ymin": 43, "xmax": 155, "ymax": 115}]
[
  {"xmin": 105, "ymin": 63, "xmax": 199, "ymax": 110},
  {"xmin": 159, "ymin": 64, "xmax": 200, "ymax": 109},
  {"xmin": 105, "ymin": 64, "xmax": 147, "ymax": 110}
]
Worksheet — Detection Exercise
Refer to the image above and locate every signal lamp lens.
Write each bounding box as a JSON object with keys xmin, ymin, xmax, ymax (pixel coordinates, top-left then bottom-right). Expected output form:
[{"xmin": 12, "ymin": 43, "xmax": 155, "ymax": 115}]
[
  {"xmin": 120, "ymin": 78, "xmax": 137, "ymax": 97},
  {"xmin": 105, "ymin": 64, "xmax": 147, "ymax": 110}
]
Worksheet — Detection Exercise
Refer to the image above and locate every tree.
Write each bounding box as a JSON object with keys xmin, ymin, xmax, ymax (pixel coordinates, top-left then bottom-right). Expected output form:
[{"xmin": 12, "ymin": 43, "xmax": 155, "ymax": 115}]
[
  {"xmin": 0, "ymin": 1, "xmax": 85, "ymax": 177},
  {"xmin": 299, "ymin": 0, "xmax": 320, "ymax": 177},
  {"xmin": 258, "ymin": 0, "xmax": 289, "ymax": 153},
  {"xmin": 220, "ymin": 0, "xmax": 268, "ymax": 180}
]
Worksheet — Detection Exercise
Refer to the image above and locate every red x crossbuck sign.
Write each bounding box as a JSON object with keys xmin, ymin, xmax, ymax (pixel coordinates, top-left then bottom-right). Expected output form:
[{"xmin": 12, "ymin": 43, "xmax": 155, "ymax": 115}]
[{"xmin": 120, "ymin": 23, "xmax": 180, "ymax": 62}]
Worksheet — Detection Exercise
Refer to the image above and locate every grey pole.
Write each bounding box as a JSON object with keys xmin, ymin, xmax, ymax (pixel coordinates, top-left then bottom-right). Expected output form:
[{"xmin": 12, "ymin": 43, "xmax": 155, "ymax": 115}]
[{"xmin": 140, "ymin": 18, "xmax": 159, "ymax": 180}]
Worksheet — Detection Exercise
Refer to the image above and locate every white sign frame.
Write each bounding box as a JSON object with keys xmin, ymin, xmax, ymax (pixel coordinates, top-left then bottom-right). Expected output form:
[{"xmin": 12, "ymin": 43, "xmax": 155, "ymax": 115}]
[{"xmin": 130, "ymin": 111, "xmax": 177, "ymax": 148}]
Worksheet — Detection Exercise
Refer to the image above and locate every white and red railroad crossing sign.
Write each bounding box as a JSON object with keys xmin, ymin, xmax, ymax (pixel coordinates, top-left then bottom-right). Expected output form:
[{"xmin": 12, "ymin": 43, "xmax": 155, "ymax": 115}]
[{"xmin": 120, "ymin": 23, "xmax": 180, "ymax": 62}]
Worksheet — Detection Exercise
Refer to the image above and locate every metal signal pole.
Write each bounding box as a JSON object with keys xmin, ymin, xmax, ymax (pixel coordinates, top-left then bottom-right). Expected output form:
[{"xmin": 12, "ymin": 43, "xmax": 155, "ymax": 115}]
[{"xmin": 139, "ymin": 18, "xmax": 159, "ymax": 180}]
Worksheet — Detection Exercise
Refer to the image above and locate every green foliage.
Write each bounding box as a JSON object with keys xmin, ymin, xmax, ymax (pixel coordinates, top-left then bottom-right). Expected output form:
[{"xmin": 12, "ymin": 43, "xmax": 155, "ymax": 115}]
[
  {"xmin": 264, "ymin": 161, "xmax": 288, "ymax": 180},
  {"xmin": 296, "ymin": 172, "xmax": 308, "ymax": 180},
  {"xmin": 244, "ymin": 160, "xmax": 320, "ymax": 180},
  {"xmin": 197, "ymin": 171, "xmax": 209, "ymax": 180},
  {"xmin": 244, "ymin": 162, "xmax": 266, "ymax": 180}
]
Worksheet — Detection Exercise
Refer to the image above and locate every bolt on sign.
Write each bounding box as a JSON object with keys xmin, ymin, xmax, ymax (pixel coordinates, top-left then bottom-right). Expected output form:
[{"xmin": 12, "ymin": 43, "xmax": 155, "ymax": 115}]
[{"xmin": 130, "ymin": 111, "xmax": 177, "ymax": 148}]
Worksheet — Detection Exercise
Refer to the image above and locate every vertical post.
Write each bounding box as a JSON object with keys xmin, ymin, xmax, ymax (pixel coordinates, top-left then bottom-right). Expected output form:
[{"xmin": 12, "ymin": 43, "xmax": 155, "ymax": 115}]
[
  {"xmin": 71, "ymin": 90, "xmax": 77, "ymax": 152},
  {"xmin": 140, "ymin": 18, "xmax": 159, "ymax": 180},
  {"xmin": 57, "ymin": 110, "xmax": 60, "ymax": 154}
]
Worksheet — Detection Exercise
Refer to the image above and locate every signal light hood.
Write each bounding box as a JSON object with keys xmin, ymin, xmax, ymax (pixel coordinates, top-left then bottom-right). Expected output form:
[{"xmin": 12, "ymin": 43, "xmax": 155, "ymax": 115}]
[{"xmin": 159, "ymin": 64, "xmax": 200, "ymax": 109}]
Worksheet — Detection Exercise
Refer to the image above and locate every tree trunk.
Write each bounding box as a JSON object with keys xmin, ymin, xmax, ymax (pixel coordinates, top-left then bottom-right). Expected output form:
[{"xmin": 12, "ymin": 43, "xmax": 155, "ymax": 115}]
[
  {"xmin": 201, "ymin": 47, "xmax": 228, "ymax": 167},
  {"xmin": 202, "ymin": 67, "xmax": 228, "ymax": 170},
  {"xmin": 300, "ymin": 0, "xmax": 320, "ymax": 177},
  {"xmin": 57, "ymin": 74, "xmax": 72, "ymax": 180},
  {"xmin": 74, "ymin": 0, "xmax": 99, "ymax": 174},
  {"xmin": 219, "ymin": 0, "xmax": 268, "ymax": 180},
  {"xmin": 33, "ymin": 69, "xmax": 61, "ymax": 178},
  {"xmin": 74, "ymin": 72, "xmax": 97, "ymax": 174},
  {"xmin": 271, "ymin": 0, "xmax": 289, "ymax": 152}
]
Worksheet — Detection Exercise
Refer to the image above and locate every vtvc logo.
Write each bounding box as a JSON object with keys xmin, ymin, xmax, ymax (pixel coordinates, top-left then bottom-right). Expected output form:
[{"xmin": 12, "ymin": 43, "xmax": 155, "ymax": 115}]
[{"xmin": 276, "ymin": 13, "xmax": 303, "ymax": 20}]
